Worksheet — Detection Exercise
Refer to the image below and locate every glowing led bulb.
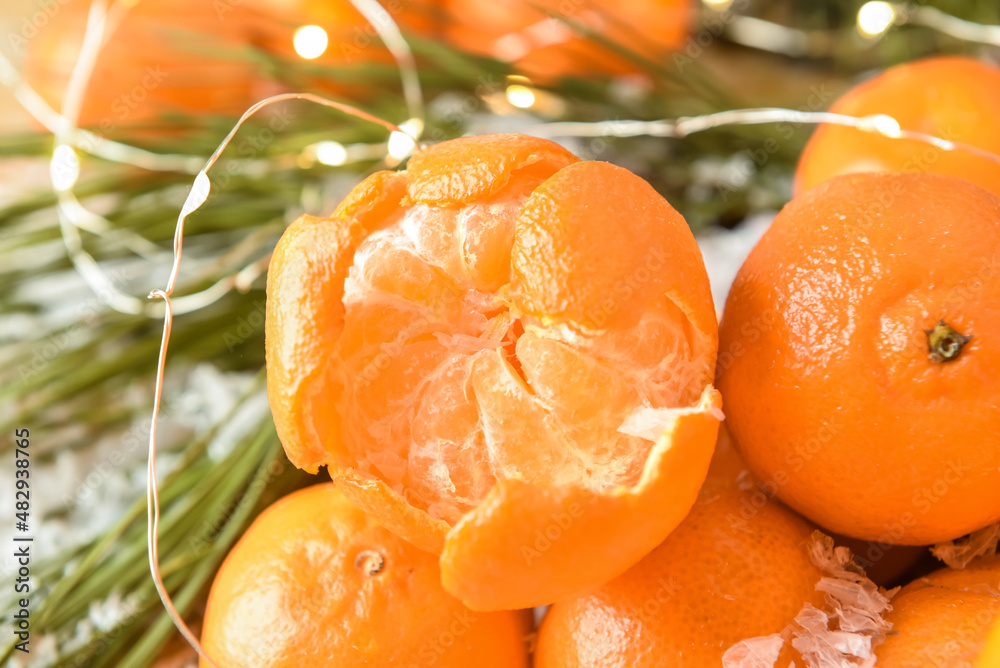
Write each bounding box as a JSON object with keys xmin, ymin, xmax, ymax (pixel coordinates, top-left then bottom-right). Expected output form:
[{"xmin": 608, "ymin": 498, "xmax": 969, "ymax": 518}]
[
  {"xmin": 387, "ymin": 131, "xmax": 416, "ymax": 160},
  {"xmin": 51, "ymin": 145, "xmax": 80, "ymax": 192},
  {"xmin": 702, "ymin": 0, "xmax": 734, "ymax": 10},
  {"xmin": 294, "ymin": 25, "xmax": 329, "ymax": 59},
  {"xmin": 398, "ymin": 118, "xmax": 424, "ymax": 140},
  {"xmin": 505, "ymin": 85, "xmax": 537, "ymax": 109},
  {"xmin": 315, "ymin": 141, "xmax": 348, "ymax": 166},
  {"xmin": 860, "ymin": 113, "xmax": 902, "ymax": 138},
  {"xmin": 857, "ymin": 1, "xmax": 897, "ymax": 38}
]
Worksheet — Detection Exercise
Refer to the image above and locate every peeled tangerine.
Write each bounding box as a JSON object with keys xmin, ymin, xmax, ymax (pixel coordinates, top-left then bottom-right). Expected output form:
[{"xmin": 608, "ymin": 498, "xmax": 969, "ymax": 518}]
[
  {"xmin": 875, "ymin": 554, "xmax": 1000, "ymax": 668},
  {"xmin": 200, "ymin": 484, "xmax": 532, "ymax": 667},
  {"xmin": 536, "ymin": 428, "xmax": 895, "ymax": 667},
  {"xmin": 265, "ymin": 134, "xmax": 721, "ymax": 610}
]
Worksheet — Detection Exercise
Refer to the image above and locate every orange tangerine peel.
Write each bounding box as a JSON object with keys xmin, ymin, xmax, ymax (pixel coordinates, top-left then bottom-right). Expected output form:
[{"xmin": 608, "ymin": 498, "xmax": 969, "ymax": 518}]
[
  {"xmin": 266, "ymin": 134, "xmax": 721, "ymax": 610},
  {"xmin": 442, "ymin": 386, "xmax": 721, "ymax": 610}
]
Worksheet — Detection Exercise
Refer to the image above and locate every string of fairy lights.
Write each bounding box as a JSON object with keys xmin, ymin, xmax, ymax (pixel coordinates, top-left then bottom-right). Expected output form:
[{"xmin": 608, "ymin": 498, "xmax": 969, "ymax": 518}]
[{"xmin": 2, "ymin": 0, "xmax": 1000, "ymax": 665}]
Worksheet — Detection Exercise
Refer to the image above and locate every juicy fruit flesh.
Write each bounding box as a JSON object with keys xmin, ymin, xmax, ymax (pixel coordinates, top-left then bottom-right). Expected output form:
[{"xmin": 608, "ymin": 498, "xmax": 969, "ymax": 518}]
[{"xmin": 332, "ymin": 186, "xmax": 704, "ymax": 524}]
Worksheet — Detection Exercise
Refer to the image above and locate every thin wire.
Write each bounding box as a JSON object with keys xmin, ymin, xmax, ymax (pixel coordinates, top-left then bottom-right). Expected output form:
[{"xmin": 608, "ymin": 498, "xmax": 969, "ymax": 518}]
[
  {"xmin": 723, "ymin": 14, "xmax": 820, "ymax": 58},
  {"xmin": 904, "ymin": 5, "xmax": 1000, "ymax": 46},
  {"xmin": 163, "ymin": 93, "xmax": 400, "ymax": 296},
  {"xmin": 707, "ymin": 4, "xmax": 1000, "ymax": 56},
  {"xmin": 0, "ymin": 47, "xmax": 235, "ymax": 174},
  {"xmin": 146, "ymin": 91, "xmax": 401, "ymax": 668},
  {"xmin": 347, "ymin": 0, "xmax": 425, "ymax": 126},
  {"xmin": 2, "ymin": 0, "xmax": 424, "ymax": 319},
  {"xmin": 526, "ymin": 108, "xmax": 1000, "ymax": 168},
  {"xmin": 50, "ymin": 0, "xmax": 157, "ymax": 314}
]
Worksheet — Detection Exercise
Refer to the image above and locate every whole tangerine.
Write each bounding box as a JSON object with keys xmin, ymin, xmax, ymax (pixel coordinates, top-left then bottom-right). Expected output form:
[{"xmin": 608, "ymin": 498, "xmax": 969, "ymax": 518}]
[
  {"xmin": 795, "ymin": 56, "xmax": 1000, "ymax": 198},
  {"xmin": 200, "ymin": 483, "xmax": 532, "ymax": 667},
  {"xmin": 718, "ymin": 172, "xmax": 1000, "ymax": 545},
  {"xmin": 875, "ymin": 554, "xmax": 1000, "ymax": 667},
  {"xmin": 441, "ymin": 0, "xmax": 691, "ymax": 81}
]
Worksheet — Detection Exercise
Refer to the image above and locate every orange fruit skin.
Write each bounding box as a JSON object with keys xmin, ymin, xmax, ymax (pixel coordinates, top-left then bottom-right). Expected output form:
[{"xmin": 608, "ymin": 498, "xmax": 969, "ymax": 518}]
[
  {"xmin": 718, "ymin": 172, "xmax": 1000, "ymax": 545},
  {"xmin": 441, "ymin": 0, "xmax": 691, "ymax": 81},
  {"xmin": 795, "ymin": 56, "xmax": 1000, "ymax": 198},
  {"xmin": 266, "ymin": 170, "xmax": 409, "ymax": 476},
  {"xmin": 266, "ymin": 134, "xmax": 721, "ymax": 610},
  {"xmin": 980, "ymin": 614, "xmax": 1000, "ymax": 668},
  {"xmin": 200, "ymin": 483, "xmax": 532, "ymax": 667},
  {"xmin": 23, "ymin": 0, "xmax": 271, "ymax": 129},
  {"xmin": 874, "ymin": 555, "xmax": 1000, "ymax": 668},
  {"xmin": 441, "ymin": 386, "xmax": 721, "ymax": 611},
  {"xmin": 22, "ymin": 0, "xmax": 426, "ymax": 131},
  {"xmin": 535, "ymin": 426, "xmax": 824, "ymax": 667}
]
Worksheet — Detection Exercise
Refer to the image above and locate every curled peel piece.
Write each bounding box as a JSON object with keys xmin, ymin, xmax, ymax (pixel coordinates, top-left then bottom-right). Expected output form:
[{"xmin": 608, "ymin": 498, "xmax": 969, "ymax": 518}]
[
  {"xmin": 405, "ymin": 133, "xmax": 578, "ymax": 205},
  {"xmin": 932, "ymin": 522, "xmax": 1000, "ymax": 570},
  {"xmin": 792, "ymin": 533, "xmax": 895, "ymax": 667},
  {"xmin": 722, "ymin": 532, "xmax": 895, "ymax": 668},
  {"xmin": 333, "ymin": 467, "xmax": 450, "ymax": 555},
  {"xmin": 721, "ymin": 635, "xmax": 785, "ymax": 668},
  {"xmin": 441, "ymin": 386, "xmax": 721, "ymax": 610},
  {"xmin": 266, "ymin": 171, "xmax": 408, "ymax": 474},
  {"xmin": 266, "ymin": 134, "xmax": 720, "ymax": 610}
]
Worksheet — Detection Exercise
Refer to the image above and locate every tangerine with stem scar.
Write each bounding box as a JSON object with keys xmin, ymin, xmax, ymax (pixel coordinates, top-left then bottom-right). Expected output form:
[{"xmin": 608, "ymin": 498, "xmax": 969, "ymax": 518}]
[
  {"xmin": 718, "ymin": 171, "xmax": 1000, "ymax": 545},
  {"xmin": 200, "ymin": 483, "xmax": 533, "ymax": 667}
]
